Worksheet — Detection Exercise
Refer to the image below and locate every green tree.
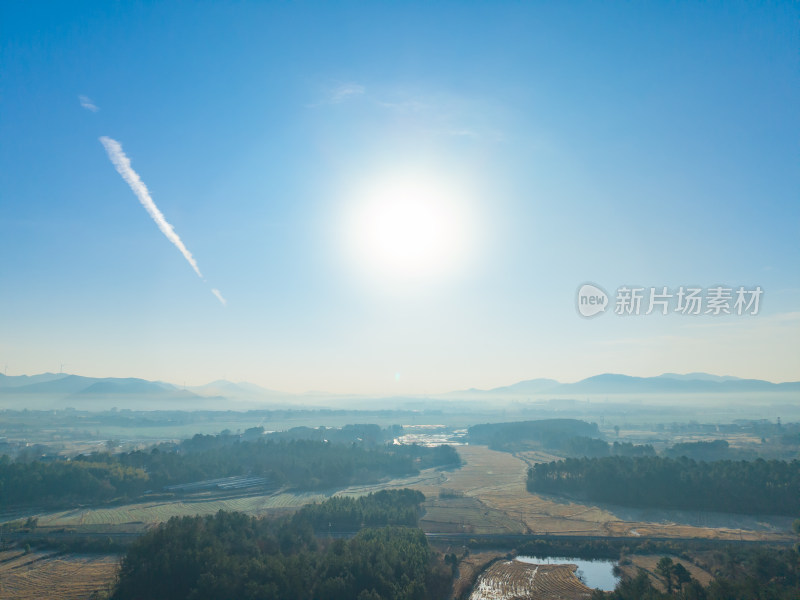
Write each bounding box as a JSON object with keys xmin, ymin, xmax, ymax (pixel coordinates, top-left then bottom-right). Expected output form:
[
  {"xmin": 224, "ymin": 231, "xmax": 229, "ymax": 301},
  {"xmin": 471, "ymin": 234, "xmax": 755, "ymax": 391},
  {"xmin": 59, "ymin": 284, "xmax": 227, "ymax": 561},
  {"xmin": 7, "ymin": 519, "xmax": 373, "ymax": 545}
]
[
  {"xmin": 656, "ymin": 556, "xmax": 674, "ymax": 593},
  {"xmin": 672, "ymin": 563, "xmax": 691, "ymax": 590}
]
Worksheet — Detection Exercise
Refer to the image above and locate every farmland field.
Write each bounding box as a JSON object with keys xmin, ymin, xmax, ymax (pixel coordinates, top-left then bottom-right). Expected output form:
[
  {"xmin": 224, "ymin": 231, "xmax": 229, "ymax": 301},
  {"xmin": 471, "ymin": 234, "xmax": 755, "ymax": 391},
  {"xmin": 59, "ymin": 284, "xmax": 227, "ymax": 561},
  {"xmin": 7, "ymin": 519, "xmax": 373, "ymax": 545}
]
[
  {"xmin": 1, "ymin": 443, "xmax": 796, "ymax": 600},
  {"xmin": 420, "ymin": 495, "xmax": 525, "ymax": 534},
  {"xmin": 20, "ymin": 444, "xmax": 797, "ymax": 542},
  {"xmin": 469, "ymin": 559, "xmax": 592, "ymax": 600},
  {"xmin": 452, "ymin": 552, "xmax": 505, "ymax": 599},
  {"xmin": 436, "ymin": 446, "xmax": 795, "ymax": 541},
  {"xmin": 0, "ymin": 550, "xmax": 118, "ymax": 600},
  {"xmin": 26, "ymin": 468, "xmax": 450, "ymax": 530},
  {"xmin": 33, "ymin": 490, "xmax": 332, "ymax": 528},
  {"xmin": 617, "ymin": 554, "xmax": 714, "ymax": 590}
]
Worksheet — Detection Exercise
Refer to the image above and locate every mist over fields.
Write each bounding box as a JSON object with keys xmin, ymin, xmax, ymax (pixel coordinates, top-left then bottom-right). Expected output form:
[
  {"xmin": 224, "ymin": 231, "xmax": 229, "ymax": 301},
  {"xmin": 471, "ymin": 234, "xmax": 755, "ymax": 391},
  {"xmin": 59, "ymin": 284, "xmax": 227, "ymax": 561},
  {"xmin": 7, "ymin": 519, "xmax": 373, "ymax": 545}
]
[
  {"xmin": 2, "ymin": 1, "xmax": 799, "ymax": 597},
  {"xmin": 2, "ymin": 371, "xmax": 798, "ymax": 418}
]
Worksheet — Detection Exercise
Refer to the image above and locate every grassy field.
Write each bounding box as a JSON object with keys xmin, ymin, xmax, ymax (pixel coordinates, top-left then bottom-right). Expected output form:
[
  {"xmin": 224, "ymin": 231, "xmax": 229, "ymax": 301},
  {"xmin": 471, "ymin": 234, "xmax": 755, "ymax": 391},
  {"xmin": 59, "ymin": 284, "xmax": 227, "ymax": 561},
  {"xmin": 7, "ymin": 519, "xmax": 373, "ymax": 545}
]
[
  {"xmin": 420, "ymin": 496, "xmax": 525, "ymax": 535},
  {"xmin": 3, "ymin": 444, "xmax": 795, "ymax": 600},
  {"xmin": 469, "ymin": 559, "xmax": 593, "ymax": 600},
  {"xmin": 33, "ymin": 490, "xmax": 332, "ymax": 528},
  {"xmin": 0, "ymin": 550, "xmax": 118, "ymax": 600},
  {"xmin": 26, "ymin": 467, "xmax": 451, "ymax": 530},
  {"xmin": 434, "ymin": 445, "xmax": 795, "ymax": 541},
  {"xmin": 21, "ymin": 444, "xmax": 797, "ymax": 542},
  {"xmin": 617, "ymin": 554, "xmax": 714, "ymax": 590}
]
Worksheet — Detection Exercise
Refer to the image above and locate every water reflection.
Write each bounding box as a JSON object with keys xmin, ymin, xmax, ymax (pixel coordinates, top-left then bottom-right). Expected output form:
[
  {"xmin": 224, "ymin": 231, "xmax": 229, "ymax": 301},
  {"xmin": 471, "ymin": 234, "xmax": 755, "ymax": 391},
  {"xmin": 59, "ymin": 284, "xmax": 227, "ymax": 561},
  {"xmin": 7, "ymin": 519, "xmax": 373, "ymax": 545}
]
[{"xmin": 515, "ymin": 556, "xmax": 619, "ymax": 591}]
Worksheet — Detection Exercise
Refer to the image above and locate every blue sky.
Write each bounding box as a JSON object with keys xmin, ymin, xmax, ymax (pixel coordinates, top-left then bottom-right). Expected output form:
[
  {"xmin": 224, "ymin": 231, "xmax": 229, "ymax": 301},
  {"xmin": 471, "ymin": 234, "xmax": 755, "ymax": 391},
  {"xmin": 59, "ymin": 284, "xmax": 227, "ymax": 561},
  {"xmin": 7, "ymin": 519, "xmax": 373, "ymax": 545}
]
[{"xmin": 1, "ymin": 2, "xmax": 798, "ymax": 394}]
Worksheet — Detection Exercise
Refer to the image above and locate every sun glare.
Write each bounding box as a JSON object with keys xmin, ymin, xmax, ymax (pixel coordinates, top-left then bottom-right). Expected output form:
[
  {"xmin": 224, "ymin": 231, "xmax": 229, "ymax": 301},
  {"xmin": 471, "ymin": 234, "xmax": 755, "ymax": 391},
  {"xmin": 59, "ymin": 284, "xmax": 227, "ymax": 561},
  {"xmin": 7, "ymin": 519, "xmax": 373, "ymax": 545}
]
[{"xmin": 344, "ymin": 172, "xmax": 471, "ymax": 284}]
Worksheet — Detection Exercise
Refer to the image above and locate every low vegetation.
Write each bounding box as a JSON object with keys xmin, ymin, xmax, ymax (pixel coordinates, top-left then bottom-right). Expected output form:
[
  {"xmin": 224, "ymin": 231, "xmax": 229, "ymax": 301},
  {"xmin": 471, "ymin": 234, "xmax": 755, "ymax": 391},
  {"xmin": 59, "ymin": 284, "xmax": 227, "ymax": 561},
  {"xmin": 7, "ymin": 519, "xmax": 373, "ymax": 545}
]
[
  {"xmin": 527, "ymin": 456, "xmax": 800, "ymax": 516},
  {"xmin": 110, "ymin": 489, "xmax": 452, "ymax": 600},
  {"xmin": 292, "ymin": 488, "xmax": 425, "ymax": 531},
  {"xmin": 0, "ymin": 550, "xmax": 118, "ymax": 600},
  {"xmin": 468, "ymin": 419, "xmax": 600, "ymax": 452},
  {"xmin": 0, "ymin": 430, "xmax": 460, "ymax": 508},
  {"xmin": 595, "ymin": 547, "xmax": 800, "ymax": 599}
]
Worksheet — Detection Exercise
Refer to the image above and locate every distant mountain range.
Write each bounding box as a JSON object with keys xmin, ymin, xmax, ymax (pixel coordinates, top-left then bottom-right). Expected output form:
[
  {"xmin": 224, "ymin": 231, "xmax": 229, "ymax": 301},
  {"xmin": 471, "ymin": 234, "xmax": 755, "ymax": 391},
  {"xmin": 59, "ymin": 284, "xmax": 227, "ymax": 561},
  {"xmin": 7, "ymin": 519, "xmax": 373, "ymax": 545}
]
[
  {"xmin": 0, "ymin": 372, "xmax": 297, "ymax": 410},
  {"xmin": 0, "ymin": 373, "xmax": 197, "ymax": 400},
  {"xmin": 450, "ymin": 373, "xmax": 800, "ymax": 397},
  {"xmin": 0, "ymin": 372, "xmax": 68, "ymax": 388},
  {"xmin": 0, "ymin": 371, "xmax": 797, "ymax": 410}
]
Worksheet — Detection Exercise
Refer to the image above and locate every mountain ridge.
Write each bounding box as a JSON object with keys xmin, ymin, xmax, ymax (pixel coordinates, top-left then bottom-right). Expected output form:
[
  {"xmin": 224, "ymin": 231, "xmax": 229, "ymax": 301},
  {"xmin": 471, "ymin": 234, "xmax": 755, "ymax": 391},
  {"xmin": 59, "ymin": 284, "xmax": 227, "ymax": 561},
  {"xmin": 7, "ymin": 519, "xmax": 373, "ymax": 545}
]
[
  {"xmin": 0, "ymin": 371, "xmax": 797, "ymax": 406},
  {"xmin": 451, "ymin": 372, "xmax": 800, "ymax": 396}
]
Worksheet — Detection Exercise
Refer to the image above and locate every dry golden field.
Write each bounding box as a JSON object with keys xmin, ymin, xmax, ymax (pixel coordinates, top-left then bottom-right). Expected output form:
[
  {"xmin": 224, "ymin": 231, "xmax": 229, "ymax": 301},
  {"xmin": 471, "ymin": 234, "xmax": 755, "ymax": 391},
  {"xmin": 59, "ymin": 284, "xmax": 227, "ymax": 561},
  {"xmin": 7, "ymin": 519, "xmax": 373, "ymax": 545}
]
[
  {"xmin": 451, "ymin": 552, "xmax": 505, "ymax": 599},
  {"xmin": 617, "ymin": 554, "xmax": 714, "ymax": 590},
  {"xmin": 26, "ymin": 443, "xmax": 796, "ymax": 542},
  {"xmin": 0, "ymin": 550, "xmax": 118, "ymax": 600},
  {"xmin": 3, "ymin": 444, "xmax": 794, "ymax": 600},
  {"xmin": 420, "ymin": 496, "xmax": 525, "ymax": 535},
  {"xmin": 432, "ymin": 445, "xmax": 795, "ymax": 542},
  {"xmin": 469, "ymin": 559, "xmax": 593, "ymax": 600},
  {"xmin": 34, "ymin": 490, "xmax": 332, "ymax": 528}
]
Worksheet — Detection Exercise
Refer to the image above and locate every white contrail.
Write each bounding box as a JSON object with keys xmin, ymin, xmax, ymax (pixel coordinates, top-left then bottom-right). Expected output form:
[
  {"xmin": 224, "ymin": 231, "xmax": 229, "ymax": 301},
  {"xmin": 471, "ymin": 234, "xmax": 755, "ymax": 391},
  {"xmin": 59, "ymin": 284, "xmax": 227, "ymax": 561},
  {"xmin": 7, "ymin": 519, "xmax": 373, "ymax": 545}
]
[
  {"xmin": 100, "ymin": 136, "xmax": 203, "ymax": 279},
  {"xmin": 211, "ymin": 288, "xmax": 227, "ymax": 306}
]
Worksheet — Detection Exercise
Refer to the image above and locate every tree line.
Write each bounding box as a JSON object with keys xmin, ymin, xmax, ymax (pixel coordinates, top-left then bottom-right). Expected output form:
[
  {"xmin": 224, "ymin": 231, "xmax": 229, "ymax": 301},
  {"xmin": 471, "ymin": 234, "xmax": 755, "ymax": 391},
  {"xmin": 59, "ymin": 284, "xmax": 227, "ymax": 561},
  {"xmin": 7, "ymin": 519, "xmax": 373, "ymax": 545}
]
[
  {"xmin": 467, "ymin": 418, "xmax": 800, "ymax": 461},
  {"xmin": 593, "ymin": 546, "xmax": 800, "ymax": 600},
  {"xmin": 294, "ymin": 489, "xmax": 425, "ymax": 532},
  {"xmin": 0, "ymin": 434, "xmax": 460, "ymax": 507},
  {"xmin": 468, "ymin": 419, "xmax": 600, "ymax": 450},
  {"xmin": 527, "ymin": 455, "xmax": 800, "ymax": 515},
  {"xmin": 110, "ymin": 490, "xmax": 452, "ymax": 600}
]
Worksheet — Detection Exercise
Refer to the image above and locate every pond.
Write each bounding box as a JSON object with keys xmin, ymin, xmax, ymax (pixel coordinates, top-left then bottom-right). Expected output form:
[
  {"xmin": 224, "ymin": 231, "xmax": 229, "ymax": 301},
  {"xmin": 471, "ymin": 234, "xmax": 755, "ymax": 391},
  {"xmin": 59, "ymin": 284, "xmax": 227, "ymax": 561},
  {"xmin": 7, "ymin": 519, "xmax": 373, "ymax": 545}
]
[{"xmin": 515, "ymin": 555, "xmax": 619, "ymax": 591}]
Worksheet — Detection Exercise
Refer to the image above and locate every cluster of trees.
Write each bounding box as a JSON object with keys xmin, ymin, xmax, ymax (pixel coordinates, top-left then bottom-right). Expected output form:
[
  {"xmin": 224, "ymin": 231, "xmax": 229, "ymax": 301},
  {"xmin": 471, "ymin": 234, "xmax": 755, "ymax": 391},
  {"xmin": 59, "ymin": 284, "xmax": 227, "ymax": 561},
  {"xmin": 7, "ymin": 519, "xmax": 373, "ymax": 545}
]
[
  {"xmin": 466, "ymin": 419, "xmax": 657, "ymax": 458},
  {"xmin": 517, "ymin": 538, "xmax": 624, "ymax": 560},
  {"xmin": 468, "ymin": 419, "xmax": 601, "ymax": 451},
  {"xmin": 655, "ymin": 557, "xmax": 696, "ymax": 594},
  {"xmin": 111, "ymin": 490, "xmax": 452, "ymax": 600},
  {"xmin": 559, "ymin": 437, "xmax": 656, "ymax": 458},
  {"xmin": 594, "ymin": 547, "xmax": 800, "ymax": 599},
  {"xmin": 527, "ymin": 456, "xmax": 800, "ymax": 515},
  {"xmin": 0, "ymin": 433, "xmax": 460, "ymax": 507},
  {"xmin": 468, "ymin": 418, "xmax": 800, "ymax": 461},
  {"xmin": 610, "ymin": 441, "xmax": 657, "ymax": 457},
  {"xmin": 662, "ymin": 440, "xmax": 760, "ymax": 461},
  {"xmin": 0, "ymin": 455, "xmax": 148, "ymax": 505},
  {"xmin": 511, "ymin": 536, "xmax": 800, "ymax": 599},
  {"xmin": 115, "ymin": 438, "xmax": 423, "ymax": 490},
  {"xmin": 294, "ymin": 489, "xmax": 425, "ymax": 531}
]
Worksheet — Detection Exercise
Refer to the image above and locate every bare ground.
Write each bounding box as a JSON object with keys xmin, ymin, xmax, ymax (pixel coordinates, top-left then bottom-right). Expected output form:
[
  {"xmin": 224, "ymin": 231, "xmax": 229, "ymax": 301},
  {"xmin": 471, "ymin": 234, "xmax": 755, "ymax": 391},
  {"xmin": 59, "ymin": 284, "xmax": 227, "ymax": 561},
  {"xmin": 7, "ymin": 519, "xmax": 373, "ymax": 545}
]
[
  {"xmin": 452, "ymin": 552, "xmax": 505, "ymax": 600},
  {"xmin": 469, "ymin": 559, "xmax": 593, "ymax": 600},
  {"xmin": 429, "ymin": 446, "xmax": 795, "ymax": 541},
  {"xmin": 0, "ymin": 550, "xmax": 118, "ymax": 600}
]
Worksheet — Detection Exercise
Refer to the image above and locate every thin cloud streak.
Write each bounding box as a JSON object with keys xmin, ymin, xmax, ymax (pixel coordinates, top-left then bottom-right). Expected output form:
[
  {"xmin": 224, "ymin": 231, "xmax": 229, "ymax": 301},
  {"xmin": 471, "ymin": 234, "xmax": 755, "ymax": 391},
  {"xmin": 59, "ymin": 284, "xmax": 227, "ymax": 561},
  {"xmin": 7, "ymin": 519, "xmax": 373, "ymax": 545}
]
[
  {"xmin": 99, "ymin": 136, "xmax": 203, "ymax": 278},
  {"xmin": 211, "ymin": 288, "xmax": 227, "ymax": 306},
  {"xmin": 79, "ymin": 95, "xmax": 99, "ymax": 112},
  {"xmin": 329, "ymin": 83, "xmax": 365, "ymax": 103}
]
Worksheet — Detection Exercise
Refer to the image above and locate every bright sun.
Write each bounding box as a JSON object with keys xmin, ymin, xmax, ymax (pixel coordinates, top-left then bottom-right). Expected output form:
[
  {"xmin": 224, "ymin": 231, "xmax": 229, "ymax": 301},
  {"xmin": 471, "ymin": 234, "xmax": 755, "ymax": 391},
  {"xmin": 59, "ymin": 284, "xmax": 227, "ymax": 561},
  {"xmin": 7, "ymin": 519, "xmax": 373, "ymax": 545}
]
[{"xmin": 345, "ymin": 172, "xmax": 470, "ymax": 283}]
